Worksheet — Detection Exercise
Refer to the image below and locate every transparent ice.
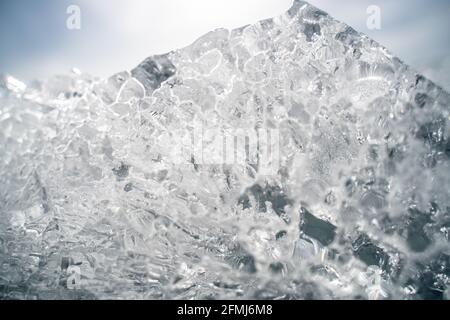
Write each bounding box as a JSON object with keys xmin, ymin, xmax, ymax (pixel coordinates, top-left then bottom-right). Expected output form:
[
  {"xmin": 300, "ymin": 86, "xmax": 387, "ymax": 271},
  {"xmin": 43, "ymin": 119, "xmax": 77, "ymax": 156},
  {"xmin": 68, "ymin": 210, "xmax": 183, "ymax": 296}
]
[{"xmin": 1, "ymin": 1, "xmax": 449, "ymax": 299}]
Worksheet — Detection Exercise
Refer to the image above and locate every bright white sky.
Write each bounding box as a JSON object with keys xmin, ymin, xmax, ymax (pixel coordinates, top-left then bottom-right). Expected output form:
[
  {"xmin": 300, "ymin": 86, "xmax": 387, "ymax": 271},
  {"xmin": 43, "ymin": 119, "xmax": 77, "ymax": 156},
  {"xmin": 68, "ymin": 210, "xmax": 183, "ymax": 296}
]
[{"xmin": 0, "ymin": 0, "xmax": 449, "ymax": 90}]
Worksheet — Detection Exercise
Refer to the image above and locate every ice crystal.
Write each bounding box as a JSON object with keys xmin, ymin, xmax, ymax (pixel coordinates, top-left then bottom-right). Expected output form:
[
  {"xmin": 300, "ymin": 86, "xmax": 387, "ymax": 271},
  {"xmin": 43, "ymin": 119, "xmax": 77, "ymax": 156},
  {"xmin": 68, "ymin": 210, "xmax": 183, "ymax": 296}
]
[{"xmin": 1, "ymin": 1, "xmax": 449, "ymax": 299}]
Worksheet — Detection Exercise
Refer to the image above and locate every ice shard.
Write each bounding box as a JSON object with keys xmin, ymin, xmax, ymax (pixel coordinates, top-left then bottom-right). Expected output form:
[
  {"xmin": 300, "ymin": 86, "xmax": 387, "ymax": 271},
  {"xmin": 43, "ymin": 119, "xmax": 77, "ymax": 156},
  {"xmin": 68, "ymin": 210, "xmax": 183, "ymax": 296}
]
[{"xmin": 0, "ymin": 1, "xmax": 449, "ymax": 300}]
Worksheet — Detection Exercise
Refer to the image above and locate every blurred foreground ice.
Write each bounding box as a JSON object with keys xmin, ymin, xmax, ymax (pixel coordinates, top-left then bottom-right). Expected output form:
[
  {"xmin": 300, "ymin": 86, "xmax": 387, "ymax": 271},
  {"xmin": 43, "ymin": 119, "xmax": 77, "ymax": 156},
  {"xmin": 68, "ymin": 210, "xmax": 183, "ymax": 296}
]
[{"xmin": 1, "ymin": 1, "xmax": 449, "ymax": 299}]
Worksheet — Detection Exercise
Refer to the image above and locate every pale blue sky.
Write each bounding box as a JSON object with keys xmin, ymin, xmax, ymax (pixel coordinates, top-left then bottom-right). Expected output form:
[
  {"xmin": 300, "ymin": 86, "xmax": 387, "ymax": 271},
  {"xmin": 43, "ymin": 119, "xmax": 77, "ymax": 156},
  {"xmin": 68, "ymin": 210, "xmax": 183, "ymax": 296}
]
[{"xmin": 0, "ymin": 0, "xmax": 449, "ymax": 90}]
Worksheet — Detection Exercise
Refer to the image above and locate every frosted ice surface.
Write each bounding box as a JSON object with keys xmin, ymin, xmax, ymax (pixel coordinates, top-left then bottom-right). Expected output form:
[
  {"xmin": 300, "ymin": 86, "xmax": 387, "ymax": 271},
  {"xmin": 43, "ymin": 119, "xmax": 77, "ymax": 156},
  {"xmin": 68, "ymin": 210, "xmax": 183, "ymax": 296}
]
[{"xmin": 1, "ymin": 1, "xmax": 450, "ymax": 299}]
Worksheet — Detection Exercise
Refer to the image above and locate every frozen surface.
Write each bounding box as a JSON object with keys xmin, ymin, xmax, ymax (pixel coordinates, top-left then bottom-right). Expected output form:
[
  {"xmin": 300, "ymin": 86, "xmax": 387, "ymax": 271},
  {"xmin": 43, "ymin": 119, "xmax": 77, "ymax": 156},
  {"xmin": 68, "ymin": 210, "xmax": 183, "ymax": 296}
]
[{"xmin": 1, "ymin": 1, "xmax": 450, "ymax": 299}]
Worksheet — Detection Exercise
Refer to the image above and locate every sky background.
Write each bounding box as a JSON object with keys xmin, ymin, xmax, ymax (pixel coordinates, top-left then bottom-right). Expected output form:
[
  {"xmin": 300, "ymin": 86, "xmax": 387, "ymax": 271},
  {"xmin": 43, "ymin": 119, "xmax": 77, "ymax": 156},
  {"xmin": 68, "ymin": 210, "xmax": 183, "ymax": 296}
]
[{"xmin": 0, "ymin": 0, "xmax": 449, "ymax": 91}]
